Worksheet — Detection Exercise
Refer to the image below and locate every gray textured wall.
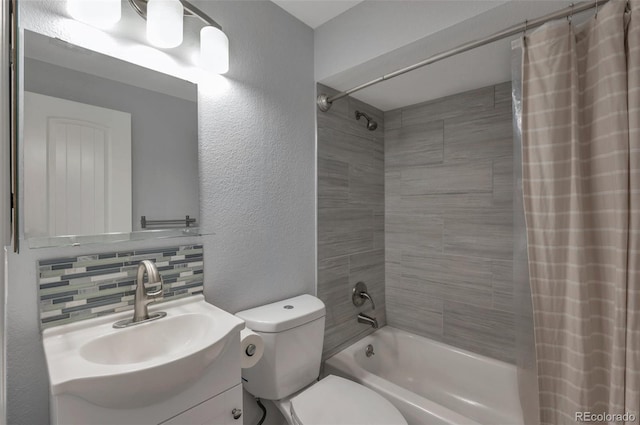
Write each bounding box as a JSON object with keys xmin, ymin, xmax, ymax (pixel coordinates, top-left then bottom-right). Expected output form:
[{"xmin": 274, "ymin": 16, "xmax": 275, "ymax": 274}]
[
  {"xmin": 384, "ymin": 82, "xmax": 516, "ymax": 363},
  {"xmin": 317, "ymin": 84, "xmax": 385, "ymax": 359},
  {"xmin": 7, "ymin": 2, "xmax": 315, "ymax": 424},
  {"xmin": 24, "ymin": 58, "xmax": 199, "ymax": 232}
]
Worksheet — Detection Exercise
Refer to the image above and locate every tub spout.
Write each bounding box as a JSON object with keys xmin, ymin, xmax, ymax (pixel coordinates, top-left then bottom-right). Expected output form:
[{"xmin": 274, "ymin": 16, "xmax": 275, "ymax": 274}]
[{"xmin": 357, "ymin": 313, "xmax": 378, "ymax": 329}]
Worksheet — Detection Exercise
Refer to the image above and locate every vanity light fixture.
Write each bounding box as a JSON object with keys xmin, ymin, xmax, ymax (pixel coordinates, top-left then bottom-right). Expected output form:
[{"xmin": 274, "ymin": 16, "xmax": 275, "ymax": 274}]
[{"xmin": 67, "ymin": 0, "xmax": 230, "ymax": 74}]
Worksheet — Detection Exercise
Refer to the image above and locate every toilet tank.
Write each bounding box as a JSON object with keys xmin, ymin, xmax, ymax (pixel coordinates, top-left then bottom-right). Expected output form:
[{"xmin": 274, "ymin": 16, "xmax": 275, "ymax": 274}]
[{"xmin": 236, "ymin": 295, "xmax": 326, "ymax": 400}]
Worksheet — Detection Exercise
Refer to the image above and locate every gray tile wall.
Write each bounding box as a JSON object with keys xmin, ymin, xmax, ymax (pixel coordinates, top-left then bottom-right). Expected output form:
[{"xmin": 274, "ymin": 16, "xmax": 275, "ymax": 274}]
[
  {"xmin": 317, "ymin": 83, "xmax": 385, "ymax": 359},
  {"xmin": 385, "ymin": 82, "xmax": 516, "ymax": 363},
  {"xmin": 37, "ymin": 245, "xmax": 204, "ymax": 329}
]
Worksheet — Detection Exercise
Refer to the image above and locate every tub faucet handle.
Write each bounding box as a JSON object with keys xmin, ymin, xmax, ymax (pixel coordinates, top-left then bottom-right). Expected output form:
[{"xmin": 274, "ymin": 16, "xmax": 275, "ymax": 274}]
[
  {"xmin": 352, "ymin": 281, "xmax": 375, "ymax": 310},
  {"xmin": 359, "ymin": 291, "xmax": 375, "ymax": 310}
]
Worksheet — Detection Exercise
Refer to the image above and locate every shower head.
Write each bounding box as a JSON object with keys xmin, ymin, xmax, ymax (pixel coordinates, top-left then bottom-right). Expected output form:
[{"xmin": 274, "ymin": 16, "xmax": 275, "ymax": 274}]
[{"xmin": 355, "ymin": 110, "xmax": 378, "ymax": 131}]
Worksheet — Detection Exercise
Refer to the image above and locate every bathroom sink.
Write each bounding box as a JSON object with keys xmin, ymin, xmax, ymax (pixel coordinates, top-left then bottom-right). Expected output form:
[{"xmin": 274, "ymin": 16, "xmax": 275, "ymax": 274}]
[
  {"xmin": 79, "ymin": 313, "xmax": 217, "ymax": 365},
  {"xmin": 42, "ymin": 295, "xmax": 244, "ymax": 409}
]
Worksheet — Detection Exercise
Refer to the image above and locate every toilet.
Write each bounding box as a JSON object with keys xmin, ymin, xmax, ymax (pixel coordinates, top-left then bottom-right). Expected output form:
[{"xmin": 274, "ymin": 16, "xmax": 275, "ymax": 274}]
[{"xmin": 236, "ymin": 294, "xmax": 407, "ymax": 425}]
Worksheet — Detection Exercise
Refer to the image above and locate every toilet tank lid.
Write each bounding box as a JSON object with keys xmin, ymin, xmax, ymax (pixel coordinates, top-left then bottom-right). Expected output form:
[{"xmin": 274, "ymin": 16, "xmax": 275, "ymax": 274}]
[{"xmin": 235, "ymin": 294, "xmax": 325, "ymax": 333}]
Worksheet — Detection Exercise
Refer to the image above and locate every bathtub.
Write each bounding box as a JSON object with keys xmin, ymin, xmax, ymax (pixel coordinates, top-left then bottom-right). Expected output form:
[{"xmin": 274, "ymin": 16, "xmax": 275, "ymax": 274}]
[{"xmin": 324, "ymin": 327, "xmax": 524, "ymax": 425}]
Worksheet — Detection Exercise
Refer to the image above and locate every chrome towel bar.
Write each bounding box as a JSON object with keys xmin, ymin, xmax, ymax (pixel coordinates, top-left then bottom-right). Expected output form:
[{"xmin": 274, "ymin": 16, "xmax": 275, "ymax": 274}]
[{"xmin": 140, "ymin": 215, "xmax": 196, "ymax": 229}]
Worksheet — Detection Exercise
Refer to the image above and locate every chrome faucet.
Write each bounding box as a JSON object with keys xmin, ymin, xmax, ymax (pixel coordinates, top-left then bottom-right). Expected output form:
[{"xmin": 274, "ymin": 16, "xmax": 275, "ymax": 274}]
[
  {"xmin": 113, "ymin": 260, "xmax": 166, "ymax": 328},
  {"xmin": 133, "ymin": 260, "xmax": 164, "ymax": 322},
  {"xmin": 357, "ymin": 313, "xmax": 379, "ymax": 329}
]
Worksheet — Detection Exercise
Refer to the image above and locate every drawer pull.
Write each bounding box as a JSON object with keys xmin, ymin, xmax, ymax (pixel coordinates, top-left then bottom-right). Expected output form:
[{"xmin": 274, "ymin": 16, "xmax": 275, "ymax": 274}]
[{"xmin": 232, "ymin": 408, "xmax": 242, "ymax": 420}]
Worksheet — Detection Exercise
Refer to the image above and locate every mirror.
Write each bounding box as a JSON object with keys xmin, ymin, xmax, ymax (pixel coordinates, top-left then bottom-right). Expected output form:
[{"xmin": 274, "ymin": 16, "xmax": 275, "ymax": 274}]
[{"xmin": 21, "ymin": 30, "xmax": 200, "ymax": 248}]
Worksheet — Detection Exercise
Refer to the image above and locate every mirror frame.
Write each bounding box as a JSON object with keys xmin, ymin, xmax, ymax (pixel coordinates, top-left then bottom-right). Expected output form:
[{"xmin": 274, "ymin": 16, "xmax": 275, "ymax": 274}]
[{"xmin": 10, "ymin": 0, "xmax": 18, "ymax": 252}]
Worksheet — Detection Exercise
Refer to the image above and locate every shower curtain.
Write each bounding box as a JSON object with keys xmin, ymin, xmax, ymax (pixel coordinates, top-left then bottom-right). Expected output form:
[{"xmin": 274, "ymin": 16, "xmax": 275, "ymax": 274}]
[{"xmin": 522, "ymin": 1, "xmax": 639, "ymax": 424}]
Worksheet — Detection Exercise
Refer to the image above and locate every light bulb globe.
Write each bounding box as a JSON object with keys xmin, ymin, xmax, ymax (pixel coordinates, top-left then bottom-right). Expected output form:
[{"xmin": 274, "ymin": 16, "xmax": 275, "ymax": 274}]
[
  {"xmin": 200, "ymin": 26, "xmax": 229, "ymax": 75},
  {"xmin": 147, "ymin": 0, "xmax": 184, "ymax": 49}
]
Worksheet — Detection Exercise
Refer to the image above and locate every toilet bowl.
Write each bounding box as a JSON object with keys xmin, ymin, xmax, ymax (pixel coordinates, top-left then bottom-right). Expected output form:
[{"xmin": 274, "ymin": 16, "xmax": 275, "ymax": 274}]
[{"xmin": 236, "ymin": 295, "xmax": 407, "ymax": 425}]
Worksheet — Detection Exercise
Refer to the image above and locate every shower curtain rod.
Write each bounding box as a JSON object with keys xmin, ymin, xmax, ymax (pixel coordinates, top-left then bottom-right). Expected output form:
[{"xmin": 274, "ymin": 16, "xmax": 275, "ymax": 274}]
[{"xmin": 317, "ymin": 0, "xmax": 608, "ymax": 112}]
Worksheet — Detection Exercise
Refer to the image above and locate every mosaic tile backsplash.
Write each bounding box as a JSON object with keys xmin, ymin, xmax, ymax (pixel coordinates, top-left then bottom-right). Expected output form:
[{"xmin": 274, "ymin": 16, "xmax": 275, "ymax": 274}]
[{"xmin": 37, "ymin": 244, "xmax": 204, "ymax": 329}]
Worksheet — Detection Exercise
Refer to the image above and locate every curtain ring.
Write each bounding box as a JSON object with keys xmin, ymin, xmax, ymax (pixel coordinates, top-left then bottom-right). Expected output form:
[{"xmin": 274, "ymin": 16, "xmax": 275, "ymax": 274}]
[
  {"xmin": 568, "ymin": 3, "xmax": 574, "ymax": 24},
  {"xmin": 523, "ymin": 19, "xmax": 528, "ymax": 46},
  {"xmin": 595, "ymin": 0, "xmax": 598, "ymax": 19}
]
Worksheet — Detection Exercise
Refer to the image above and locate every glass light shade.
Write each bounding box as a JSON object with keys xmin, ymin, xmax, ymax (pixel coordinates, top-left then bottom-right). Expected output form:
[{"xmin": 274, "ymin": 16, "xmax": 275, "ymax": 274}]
[
  {"xmin": 67, "ymin": 0, "xmax": 121, "ymax": 28},
  {"xmin": 200, "ymin": 26, "xmax": 229, "ymax": 74},
  {"xmin": 146, "ymin": 0, "xmax": 184, "ymax": 48}
]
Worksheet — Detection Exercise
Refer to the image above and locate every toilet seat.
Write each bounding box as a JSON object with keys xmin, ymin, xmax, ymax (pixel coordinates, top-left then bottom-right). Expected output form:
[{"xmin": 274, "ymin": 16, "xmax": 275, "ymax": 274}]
[{"xmin": 289, "ymin": 375, "xmax": 407, "ymax": 425}]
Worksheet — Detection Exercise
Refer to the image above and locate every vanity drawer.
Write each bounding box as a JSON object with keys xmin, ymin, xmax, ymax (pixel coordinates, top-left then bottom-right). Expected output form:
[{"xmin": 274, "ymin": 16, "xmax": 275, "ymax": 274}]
[{"xmin": 160, "ymin": 384, "xmax": 243, "ymax": 425}]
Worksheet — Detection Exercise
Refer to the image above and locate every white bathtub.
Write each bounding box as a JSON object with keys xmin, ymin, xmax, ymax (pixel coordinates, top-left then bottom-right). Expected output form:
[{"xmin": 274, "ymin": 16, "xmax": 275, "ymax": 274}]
[{"xmin": 324, "ymin": 327, "xmax": 524, "ymax": 425}]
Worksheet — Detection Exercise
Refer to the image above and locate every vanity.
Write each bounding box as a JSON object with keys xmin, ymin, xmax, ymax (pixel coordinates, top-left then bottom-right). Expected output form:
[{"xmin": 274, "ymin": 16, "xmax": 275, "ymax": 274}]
[
  {"xmin": 43, "ymin": 295, "xmax": 245, "ymax": 425},
  {"xmin": 34, "ymin": 241, "xmax": 251, "ymax": 425}
]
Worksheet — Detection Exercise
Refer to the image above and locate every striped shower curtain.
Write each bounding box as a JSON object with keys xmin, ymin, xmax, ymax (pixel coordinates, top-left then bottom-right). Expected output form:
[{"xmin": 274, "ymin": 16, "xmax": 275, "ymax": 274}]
[{"xmin": 522, "ymin": 1, "xmax": 639, "ymax": 424}]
